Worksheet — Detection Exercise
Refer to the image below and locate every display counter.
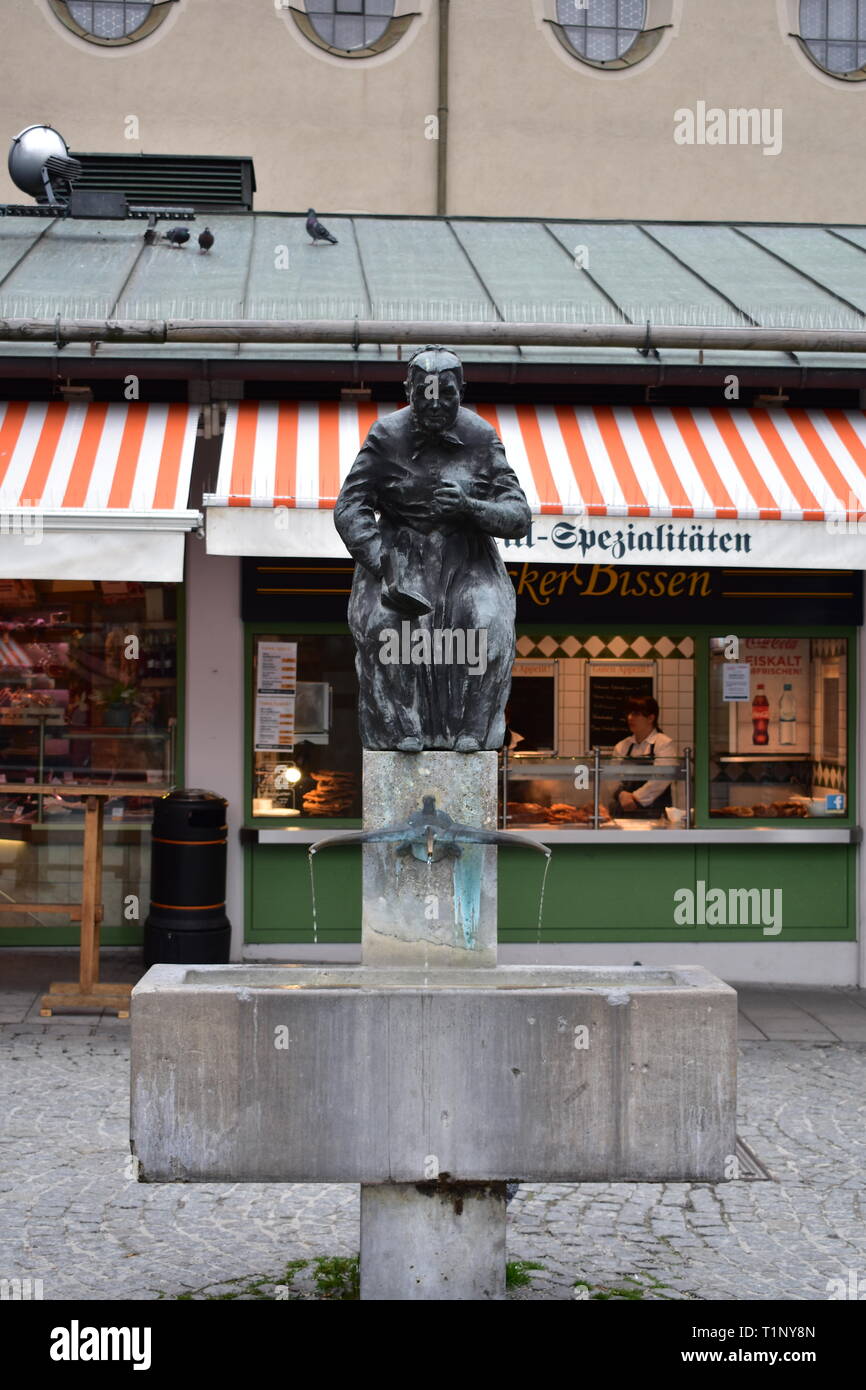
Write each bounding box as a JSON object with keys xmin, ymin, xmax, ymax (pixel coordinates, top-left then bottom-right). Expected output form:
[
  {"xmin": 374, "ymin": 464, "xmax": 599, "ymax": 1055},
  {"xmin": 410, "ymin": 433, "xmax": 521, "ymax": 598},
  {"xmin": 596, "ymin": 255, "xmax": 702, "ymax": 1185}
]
[
  {"xmin": 502, "ymin": 749, "xmax": 693, "ymax": 829},
  {"xmin": 249, "ymin": 824, "xmax": 859, "ymax": 845}
]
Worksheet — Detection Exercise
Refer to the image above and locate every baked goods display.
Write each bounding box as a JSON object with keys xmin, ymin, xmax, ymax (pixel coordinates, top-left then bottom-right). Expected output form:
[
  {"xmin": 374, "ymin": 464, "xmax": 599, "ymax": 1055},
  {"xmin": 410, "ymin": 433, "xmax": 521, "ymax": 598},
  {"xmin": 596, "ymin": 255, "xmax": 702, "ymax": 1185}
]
[
  {"xmin": 712, "ymin": 799, "xmax": 810, "ymax": 818},
  {"xmin": 507, "ymin": 801, "xmax": 609, "ymax": 826},
  {"xmin": 506, "ymin": 801, "xmax": 550, "ymax": 824},
  {"xmin": 302, "ymin": 770, "xmax": 357, "ymax": 817}
]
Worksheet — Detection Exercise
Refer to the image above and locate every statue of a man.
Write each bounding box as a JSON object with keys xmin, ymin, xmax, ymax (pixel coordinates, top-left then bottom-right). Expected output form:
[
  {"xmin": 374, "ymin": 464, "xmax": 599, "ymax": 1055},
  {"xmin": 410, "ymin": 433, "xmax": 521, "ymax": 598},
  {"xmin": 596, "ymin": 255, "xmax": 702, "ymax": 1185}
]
[{"xmin": 334, "ymin": 346, "xmax": 532, "ymax": 752}]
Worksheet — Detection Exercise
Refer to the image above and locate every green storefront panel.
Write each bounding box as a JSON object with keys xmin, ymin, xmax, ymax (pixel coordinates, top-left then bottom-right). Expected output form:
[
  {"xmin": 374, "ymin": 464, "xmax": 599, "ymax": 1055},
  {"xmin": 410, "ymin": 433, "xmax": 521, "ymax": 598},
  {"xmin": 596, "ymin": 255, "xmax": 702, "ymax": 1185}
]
[
  {"xmin": 249, "ymin": 843, "xmax": 361, "ymax": 943},
  {"xmin": 497, "ymin": 844, "xmax": 699, "ymax": 941},
  {"xmin": 702, "ymin": 844, "xmax": 852, "ymax": 937},
  {"xmin": 247, "ymin": 840, "xmax": 855, "ymax": 945}
]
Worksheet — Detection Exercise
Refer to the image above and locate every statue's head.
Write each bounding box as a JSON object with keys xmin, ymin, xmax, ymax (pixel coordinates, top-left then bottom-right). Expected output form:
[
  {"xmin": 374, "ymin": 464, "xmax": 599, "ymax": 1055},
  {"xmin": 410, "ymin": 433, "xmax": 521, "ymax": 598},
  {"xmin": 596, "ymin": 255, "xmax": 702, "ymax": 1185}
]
[{"xmin": 404, "ymin": 345, "xmax": 464, "ymax": 435}]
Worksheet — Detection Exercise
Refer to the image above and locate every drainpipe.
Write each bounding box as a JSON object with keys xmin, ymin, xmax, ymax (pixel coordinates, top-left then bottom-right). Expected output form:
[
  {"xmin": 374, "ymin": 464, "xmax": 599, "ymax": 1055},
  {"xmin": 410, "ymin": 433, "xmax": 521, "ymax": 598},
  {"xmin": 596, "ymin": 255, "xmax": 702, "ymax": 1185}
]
[
  {"xmin": 6, "ymin": 318, "xmax": 866, "ymax": 352},
  {"xmin": 437, "ymin": 0, "xmax": 449, "ymax": 215}
]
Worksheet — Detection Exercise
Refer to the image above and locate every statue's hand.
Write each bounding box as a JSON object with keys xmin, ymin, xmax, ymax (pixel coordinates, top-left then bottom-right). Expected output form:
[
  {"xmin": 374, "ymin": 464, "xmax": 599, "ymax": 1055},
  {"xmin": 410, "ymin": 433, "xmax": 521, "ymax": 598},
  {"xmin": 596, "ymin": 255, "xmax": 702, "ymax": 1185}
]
[{"xmin": 433, "ymin": 480, "xmax": 473, "ymax": 518}]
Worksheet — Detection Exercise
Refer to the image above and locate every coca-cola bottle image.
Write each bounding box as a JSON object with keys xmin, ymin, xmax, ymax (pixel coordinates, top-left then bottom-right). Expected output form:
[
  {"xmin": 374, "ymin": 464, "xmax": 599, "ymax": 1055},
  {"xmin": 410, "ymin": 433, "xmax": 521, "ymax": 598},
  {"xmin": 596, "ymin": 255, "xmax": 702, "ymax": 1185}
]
[{"xmin": 752, "ymin": 683, "xmax": 770, "ymax": 746}]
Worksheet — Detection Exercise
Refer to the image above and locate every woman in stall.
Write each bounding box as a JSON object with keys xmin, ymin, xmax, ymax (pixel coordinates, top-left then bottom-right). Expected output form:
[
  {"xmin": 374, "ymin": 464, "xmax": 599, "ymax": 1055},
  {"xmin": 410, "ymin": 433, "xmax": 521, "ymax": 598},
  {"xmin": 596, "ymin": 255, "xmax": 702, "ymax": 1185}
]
[{"xmin": 603, "ymin": 696, "xmax": 677, "ymax": 820}]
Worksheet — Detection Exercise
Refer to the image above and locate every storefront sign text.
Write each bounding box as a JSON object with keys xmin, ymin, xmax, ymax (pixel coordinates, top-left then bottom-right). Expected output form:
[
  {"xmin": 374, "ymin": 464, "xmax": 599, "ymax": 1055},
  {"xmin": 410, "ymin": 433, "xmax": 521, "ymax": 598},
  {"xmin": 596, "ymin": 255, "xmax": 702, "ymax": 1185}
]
[
  {"xmin": 508, "ymin": 563, "xmax": 712, "ymax": 607},
  {"xmin": 502, "ymin": 520, "xmax": 752, "ymax": 561}
]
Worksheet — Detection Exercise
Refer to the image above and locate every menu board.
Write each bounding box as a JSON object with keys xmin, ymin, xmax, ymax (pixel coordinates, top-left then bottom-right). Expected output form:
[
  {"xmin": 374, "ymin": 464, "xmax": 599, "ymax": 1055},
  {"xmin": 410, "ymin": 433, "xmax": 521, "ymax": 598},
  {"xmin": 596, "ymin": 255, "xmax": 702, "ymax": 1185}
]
[
  {"xmin": 254, "ymin": 694, "xmax": 296, "ymax": 752},
  {"xmin": 254, "ymin": 641, "xmax": 297, "ymax": 751},
  {"xmin": 257, "ymin": 642, "xmax": 297, "ymax": 693},
  {"xmin": 588, "ymin": 662, "xmax": 655, "ymax": 748}
]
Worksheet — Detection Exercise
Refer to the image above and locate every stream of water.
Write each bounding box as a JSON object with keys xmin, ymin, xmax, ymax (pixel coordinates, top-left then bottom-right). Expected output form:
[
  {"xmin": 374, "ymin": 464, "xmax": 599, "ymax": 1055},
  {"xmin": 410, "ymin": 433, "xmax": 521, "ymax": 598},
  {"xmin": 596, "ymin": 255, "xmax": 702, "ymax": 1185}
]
[
  {"xmin": 308, "ymin": 851, "xmax": 318, "ymax": 947},
  {"xmin": 536, "ymin": 852, "xmax": 552, "ymax": 963}
]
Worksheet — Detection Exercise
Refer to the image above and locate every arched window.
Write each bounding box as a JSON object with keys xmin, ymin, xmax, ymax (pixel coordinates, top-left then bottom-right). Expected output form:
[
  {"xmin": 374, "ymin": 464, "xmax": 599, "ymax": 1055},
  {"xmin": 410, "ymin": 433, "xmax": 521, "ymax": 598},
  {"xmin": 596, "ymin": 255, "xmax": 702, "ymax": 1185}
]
[
  {"xmin": 305, "ymin": 0, "xmax": 396, "ymax": 52},
  {"xmin": 797, "ymin": 0, "xmax": 866, "ymax": 76},
  {"xmin": 555, "ymin": 0, "xmax": 648, "ymax": 64},
  {"xmin": 50, "ymin": 0, "xmax": 176, "ymax": 45}
]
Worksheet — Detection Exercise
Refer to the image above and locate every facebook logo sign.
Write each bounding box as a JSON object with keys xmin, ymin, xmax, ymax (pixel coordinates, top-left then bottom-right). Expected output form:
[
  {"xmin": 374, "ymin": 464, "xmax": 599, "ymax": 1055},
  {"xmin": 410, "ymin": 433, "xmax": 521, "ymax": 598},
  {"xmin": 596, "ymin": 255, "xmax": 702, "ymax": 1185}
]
[{"xmin": 826, "ymin": 794, "xmax": 845, "ymax": 812}]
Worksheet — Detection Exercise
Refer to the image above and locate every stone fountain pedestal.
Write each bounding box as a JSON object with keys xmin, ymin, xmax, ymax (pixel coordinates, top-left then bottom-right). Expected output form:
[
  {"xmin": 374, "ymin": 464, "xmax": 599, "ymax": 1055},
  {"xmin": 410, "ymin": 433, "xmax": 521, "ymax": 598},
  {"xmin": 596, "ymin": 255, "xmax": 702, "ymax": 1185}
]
[
  {"xmin": 361, "ymin": 751, "xmax": 499, "ymax": 967},
  {"xmin": 361, "ymin": 751, "xmax": 503, "ymax": 1297},
  {"xmin": 130, "ymin": 750, "xmax": 738, "ymax": 1302}
]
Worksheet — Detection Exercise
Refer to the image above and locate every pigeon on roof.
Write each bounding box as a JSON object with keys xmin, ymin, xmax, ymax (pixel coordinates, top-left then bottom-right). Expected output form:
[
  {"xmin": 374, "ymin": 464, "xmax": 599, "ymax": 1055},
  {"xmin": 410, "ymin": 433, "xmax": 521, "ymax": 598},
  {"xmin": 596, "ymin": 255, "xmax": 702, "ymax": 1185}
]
[
  {"xmin": 198, "ymin": 227, "xmax": 214, "ymax": 254},
  {"xmin": 164, "ymin": 226, "xmax": 190, "ymax": 248},
  {"xmin": 306, "ymin": 208, "xmax": 338, "ymax": 245}
]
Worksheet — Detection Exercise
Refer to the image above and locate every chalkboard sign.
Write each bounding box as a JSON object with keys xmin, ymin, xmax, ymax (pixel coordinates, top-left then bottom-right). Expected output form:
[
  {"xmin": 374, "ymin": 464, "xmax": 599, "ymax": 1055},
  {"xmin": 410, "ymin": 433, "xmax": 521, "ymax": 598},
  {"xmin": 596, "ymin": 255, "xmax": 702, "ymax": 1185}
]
[{"xmin": 588, "ymin": 665, "xmax": 655, "ymax": 748}]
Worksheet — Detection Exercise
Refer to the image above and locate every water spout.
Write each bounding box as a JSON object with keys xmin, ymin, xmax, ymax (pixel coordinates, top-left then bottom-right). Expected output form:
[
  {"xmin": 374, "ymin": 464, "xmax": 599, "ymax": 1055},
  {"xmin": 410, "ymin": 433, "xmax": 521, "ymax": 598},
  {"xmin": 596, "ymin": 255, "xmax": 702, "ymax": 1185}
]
[{"xmin": 309, "ymin": 795, "xmax": 551, "ymax": 865}]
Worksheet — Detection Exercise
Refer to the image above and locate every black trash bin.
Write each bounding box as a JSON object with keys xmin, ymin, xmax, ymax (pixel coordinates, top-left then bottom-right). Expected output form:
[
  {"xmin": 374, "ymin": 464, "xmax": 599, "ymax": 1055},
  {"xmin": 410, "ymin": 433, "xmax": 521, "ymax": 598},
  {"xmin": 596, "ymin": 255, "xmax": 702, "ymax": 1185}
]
[{"xmin": 143, "ymin": 789, "xmax": 231, "ymax": 967}]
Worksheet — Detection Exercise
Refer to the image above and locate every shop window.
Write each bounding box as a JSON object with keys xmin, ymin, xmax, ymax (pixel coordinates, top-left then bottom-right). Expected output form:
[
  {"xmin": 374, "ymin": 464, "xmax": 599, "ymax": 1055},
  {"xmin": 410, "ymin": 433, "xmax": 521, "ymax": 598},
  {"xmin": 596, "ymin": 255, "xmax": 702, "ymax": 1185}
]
[
  {"xmin": 49, "ymin": 0, "xmax": 176, "ymax": 45},
  {"xmin": 503, "ymin": 637, "xmax": 695, "ymax": 829},
  {"xmin": 0, "ymin": 580, "xmax": 178, "ymax": 933},
  {"xmin": 290, "ymin": 0, "xmax": 416, "ymax": 57},
  {"xmin": 251, "ymin": 633, "xmax": 360, "ymax": 820},
  {"xmin": 551, "ymin": 0, "xmax": 666, "ymax": 69},
  {"xmin": 795, "ymin": 0, "xmax": 866, "ymax": 78},
  {"xmin": 708, "ymin": 636, "xmax": 849, "ymax": 820}
]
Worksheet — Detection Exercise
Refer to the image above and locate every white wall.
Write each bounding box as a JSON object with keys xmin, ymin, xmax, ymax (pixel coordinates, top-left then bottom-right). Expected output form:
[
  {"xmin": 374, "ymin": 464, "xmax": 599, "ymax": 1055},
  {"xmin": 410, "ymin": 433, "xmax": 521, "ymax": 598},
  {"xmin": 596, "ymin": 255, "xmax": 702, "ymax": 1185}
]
[{"xmin": 184, "ymin": 536, "xmax": 245, "ymax": 959}]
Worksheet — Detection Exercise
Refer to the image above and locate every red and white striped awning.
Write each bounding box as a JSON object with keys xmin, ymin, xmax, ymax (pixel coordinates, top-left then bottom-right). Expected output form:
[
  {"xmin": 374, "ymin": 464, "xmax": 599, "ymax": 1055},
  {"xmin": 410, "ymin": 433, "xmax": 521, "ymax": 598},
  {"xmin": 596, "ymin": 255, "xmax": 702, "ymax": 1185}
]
[
  {"xmin": 207, "ymin": 401, "xmax": 866, "ymax": 519},
  {"xmin": 205, "ymin": 401, "xmax": 866, "ymax": 569},
  {"xmin": 0, "ymin": 403, "xmax": 200, "ymax": 580}
]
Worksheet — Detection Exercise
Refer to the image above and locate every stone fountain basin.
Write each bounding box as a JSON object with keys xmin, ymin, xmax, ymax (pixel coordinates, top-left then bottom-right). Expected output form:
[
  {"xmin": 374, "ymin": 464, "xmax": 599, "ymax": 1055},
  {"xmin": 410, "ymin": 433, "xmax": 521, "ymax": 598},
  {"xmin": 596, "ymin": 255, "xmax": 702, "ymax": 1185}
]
[{"xmin": 131, "ymin": 963, "xmax": 737, "ymax": 1185}]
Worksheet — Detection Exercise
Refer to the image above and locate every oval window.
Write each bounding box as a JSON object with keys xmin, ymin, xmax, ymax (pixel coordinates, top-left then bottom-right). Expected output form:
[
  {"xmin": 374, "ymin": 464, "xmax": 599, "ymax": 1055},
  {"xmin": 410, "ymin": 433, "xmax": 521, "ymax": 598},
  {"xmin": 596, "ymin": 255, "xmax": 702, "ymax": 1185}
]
[
  {"xmin": 305, "ymin": 0, "xmax": 396, "ymax": 53},
  {"xmin": 799, "ymin": 0, "xmax": 866, "ymax": 75},
  {"xmin": 66, "ymin": 1, "xmax": 154, "ymax": 39},
  {"xmin": 555, "ymin": 0, "xmax": 648, "ymax": 64}
]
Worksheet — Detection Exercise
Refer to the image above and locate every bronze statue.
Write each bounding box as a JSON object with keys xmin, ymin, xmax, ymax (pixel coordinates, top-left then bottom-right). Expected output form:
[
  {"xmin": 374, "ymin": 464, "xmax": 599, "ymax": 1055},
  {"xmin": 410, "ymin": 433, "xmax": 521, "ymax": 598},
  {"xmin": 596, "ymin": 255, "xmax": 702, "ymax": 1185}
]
[{"xmin": 334, "ymin": 347, "xmax": 532, "ymax": 751}]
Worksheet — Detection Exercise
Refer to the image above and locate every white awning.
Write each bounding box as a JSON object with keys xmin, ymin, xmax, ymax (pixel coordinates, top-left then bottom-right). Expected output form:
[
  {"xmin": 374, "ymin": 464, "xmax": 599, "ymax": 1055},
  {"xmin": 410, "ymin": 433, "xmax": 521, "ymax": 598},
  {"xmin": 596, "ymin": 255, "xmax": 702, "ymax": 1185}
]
[{"xmin": 0, "ymin": 402, "xmax": 201, "ymax": 580}]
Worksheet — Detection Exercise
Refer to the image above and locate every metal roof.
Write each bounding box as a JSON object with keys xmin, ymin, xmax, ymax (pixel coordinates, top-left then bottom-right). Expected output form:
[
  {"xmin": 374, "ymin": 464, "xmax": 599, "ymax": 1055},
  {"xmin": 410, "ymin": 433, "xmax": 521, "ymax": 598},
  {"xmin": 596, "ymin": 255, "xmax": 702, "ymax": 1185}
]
[{"xmin": 2, "ymin": 212, "xmax": 866, "ymax": 371}]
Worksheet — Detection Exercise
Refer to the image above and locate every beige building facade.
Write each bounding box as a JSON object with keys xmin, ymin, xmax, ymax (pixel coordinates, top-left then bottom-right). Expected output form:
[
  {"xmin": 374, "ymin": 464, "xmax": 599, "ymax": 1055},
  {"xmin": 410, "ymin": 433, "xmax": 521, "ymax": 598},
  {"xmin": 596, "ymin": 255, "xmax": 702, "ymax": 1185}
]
[{"xmin": 0, "ymin": 0, "xmax": 863, "ymax": 221}]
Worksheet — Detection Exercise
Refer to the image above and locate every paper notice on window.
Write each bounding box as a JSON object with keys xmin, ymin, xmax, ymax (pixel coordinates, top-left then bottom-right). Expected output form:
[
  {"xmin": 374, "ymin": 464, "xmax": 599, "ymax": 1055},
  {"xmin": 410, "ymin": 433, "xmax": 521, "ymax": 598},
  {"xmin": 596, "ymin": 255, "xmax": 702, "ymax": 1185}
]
[
  {"xmin": 257, "ymin": 642, "xmax": 297, "ymax": 694},
  {"xmin": 254, "ymin": 693, "xmax": 295, "ymax": 751},
  {"xmin": 722, "ymin": 663, "xmax": 750, "ymax": 701}
]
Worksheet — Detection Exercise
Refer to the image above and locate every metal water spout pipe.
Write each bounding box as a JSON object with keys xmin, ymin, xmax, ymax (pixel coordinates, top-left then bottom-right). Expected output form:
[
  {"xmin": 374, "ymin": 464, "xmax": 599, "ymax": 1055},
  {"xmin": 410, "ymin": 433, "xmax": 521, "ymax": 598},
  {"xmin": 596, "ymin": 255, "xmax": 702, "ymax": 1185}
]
[{"xmin": 308, "ymin": 794, "xmax": 550, "ymax": 865}]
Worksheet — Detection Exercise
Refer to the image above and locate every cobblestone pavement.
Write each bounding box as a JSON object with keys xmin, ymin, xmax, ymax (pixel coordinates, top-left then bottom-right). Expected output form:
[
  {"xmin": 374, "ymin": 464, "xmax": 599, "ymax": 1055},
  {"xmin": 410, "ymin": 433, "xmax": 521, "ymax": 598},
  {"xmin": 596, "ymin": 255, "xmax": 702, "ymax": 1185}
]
[{"xmin": 1, "ymin": 1017, "xmax": 864, "ymax": 1300}]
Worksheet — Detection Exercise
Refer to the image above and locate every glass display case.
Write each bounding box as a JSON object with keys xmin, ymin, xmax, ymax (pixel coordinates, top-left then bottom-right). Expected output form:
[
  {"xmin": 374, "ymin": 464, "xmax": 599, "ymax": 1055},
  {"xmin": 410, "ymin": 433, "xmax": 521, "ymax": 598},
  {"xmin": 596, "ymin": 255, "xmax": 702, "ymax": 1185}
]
[
  {"xmin": 707, "ymin": 637, "xmax": 848, "ymax": 820},
  {"xmin": 251, "ymin": 633, "xmax": 361, "ymax": 820},
  {"xmin": 502, "ymin": 748, "xmax": 693, "ymax": 830},
  {"xmin": 0, "ymin": 580, "xmax": 178, "ymax": 930},
  {"xmin": 0, "ymin": 581, "xmax": 178, "ymax": 825}
]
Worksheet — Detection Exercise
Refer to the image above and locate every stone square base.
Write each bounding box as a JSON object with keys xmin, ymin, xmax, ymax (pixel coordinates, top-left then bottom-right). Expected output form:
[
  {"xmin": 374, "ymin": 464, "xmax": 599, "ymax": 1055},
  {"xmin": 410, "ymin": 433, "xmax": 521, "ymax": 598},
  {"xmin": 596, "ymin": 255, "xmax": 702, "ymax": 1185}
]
[
  {"xmin": 360, "ymin": 1182, "xmax": 506, "ymax": 1301},
  {"xmin": 362, "ymin": 750, "xmax": 498, "ymax": 968}
]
